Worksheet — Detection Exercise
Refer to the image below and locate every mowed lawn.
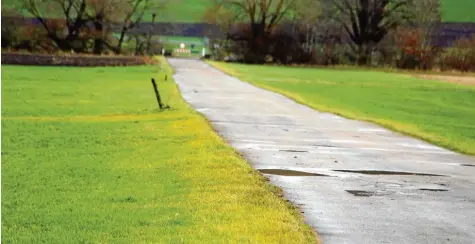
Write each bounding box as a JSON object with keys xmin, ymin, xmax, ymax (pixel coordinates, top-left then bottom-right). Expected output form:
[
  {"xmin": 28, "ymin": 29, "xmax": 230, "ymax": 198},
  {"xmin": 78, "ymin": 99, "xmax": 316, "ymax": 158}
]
[
  {"xmin": 159, "ymin": 36, "xmax": 209, "ymax": 56},
  {"xmin": 210, "ymin": 62, "xmax": 475, "ymax": 155},
  {"xmin": 1, "ymin": 60, "xmax": 316, "ymax": 243}
]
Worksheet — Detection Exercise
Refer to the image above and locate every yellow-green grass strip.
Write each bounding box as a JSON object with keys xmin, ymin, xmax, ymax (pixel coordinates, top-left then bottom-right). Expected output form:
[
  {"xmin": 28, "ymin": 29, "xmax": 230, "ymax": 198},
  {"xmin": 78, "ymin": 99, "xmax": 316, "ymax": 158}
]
[{"xmin": 1, "ymin": 58, "xmax": 317, "ymax": 243}]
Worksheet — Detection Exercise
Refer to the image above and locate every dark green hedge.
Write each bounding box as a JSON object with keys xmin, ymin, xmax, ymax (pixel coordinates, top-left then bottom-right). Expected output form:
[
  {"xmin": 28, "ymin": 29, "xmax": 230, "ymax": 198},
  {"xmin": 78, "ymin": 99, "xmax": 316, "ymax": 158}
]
[{"xmin": 1, "ymin": 52, "xmax": 148, "ymax": 66}]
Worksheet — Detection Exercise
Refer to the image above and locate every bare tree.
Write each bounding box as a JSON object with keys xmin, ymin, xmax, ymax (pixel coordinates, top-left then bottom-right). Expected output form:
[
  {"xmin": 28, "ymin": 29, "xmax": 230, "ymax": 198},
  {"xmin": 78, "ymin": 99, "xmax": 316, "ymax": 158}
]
[
  {"xmin": 394, "ymin": 0, "xmax": 441, "ymax": 69},
  {"xmin": 22, "ymin": 0, "xmax": 90, "ymax": 52},
  {"xmin": 85, "ymin": 0, "xmax": 126, "ymax": 54},
  {"xmin": 2, "ymin": 7, "xmax": 21, "ymax": 49},
  {"xmin": 20, "ymin": 0, "xmax": 167, "ymax": 54},
  {"xmin": 330, "ymin": 0, "xmax": 412, "ymax": 65},
  {"xmin": 113, "ymin": 0, "xmax": 168, "ymax": 54},
  {"xmin": 205, "ymin": 0, "xmax": 311, "ymax": 63},
  {"xmin": 408, "ymin": 0, "xmax": 441, "ymax": 49},
  {"xmin": 290, "ymin": 0, "xmax": 322, "ymax": 54}
]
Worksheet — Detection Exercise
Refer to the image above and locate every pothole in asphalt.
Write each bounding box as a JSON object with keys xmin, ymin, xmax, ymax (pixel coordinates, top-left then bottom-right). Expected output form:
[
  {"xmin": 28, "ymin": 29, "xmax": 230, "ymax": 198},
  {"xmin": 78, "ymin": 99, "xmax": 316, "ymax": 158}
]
[
  {"xmin": 279, "ymin": 149, "xmax": 309, "ymax": 153},
  {"xmin": 419, "ymin": 188, "xmax": 449, "ymax": 192},
  {"xmin": 461, "ymin": 164, "xmax": 475, "ymax": 167},
  {"xmin": 333, "ymin": 170, "xmax": 445, "ymax": 177},
  {"xmin": 346, "ymin": 190, "xmax": 375, "ymax": 197},
  {"xmin": 258, "ymin": 169, "xmax": 330, "ymax": 177}
]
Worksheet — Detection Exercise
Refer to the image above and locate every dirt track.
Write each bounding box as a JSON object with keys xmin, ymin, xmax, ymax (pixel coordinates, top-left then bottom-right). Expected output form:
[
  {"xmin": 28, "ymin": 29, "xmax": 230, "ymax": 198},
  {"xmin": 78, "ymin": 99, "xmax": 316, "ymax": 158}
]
[{"xmin": 416, "ymin": 74, "xmax": 475, "ymax": 86}]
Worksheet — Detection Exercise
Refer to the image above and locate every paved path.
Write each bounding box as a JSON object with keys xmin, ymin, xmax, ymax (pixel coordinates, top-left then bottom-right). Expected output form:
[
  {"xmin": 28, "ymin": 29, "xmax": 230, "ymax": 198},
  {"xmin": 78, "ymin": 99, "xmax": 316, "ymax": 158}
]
[{"xmin": 168, "ymin": 58, "xmax": 475, "ymax": 244}]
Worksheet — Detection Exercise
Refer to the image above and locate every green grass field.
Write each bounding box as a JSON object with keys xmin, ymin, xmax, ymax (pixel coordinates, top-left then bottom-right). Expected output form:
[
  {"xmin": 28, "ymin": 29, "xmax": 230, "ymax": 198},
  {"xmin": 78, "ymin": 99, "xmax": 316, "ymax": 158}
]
[
  {"xmin": 149, "ymin": 0, "xmax": 211, "ymax": 22},
  {"xmin": 160, "ymin": 36, "xmax": 205, "ymax": 47},
  {"xmin": 3, "ymin": 0, "xmax": 474, "ymax": 22},
  {"xmin": 210, "ymin": 62, "xmax": 475, "ymax": 155},
  {"xmin": 1, "ymin": 59, "xmax": 317, "ymax": 243},
  {"xmin": 441, "ymin": 0, "xmax": 475, "ymax": 22},
  {"xmin": 161, "ymin": 0, "xmax": 475, "ymax": 22},
  {"xmin": 160, "ymin": 36, "xmax": 208, "ymax": 56},
  {"xmin": 1, "ymin": 0, "xmax": 213, "ymax": 22}
]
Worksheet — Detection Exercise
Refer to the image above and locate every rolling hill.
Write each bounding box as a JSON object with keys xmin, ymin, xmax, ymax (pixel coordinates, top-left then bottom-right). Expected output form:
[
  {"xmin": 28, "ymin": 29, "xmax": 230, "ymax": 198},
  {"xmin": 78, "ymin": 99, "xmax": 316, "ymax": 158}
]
[
  {"xmin": 3, "ymin": 0, "xmax": 474, "ymax": 23},
  {"xmin": 440, "ymin": 0, "xmax": 475, "ymax": 22},
  {"xmin": 154, "ymin": 0, "xmax": 475, "ymax": 23}
]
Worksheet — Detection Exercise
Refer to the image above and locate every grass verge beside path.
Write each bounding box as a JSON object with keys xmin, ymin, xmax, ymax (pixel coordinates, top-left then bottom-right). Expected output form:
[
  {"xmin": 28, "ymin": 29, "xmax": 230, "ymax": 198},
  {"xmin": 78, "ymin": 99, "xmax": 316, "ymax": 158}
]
[
  {"xmin": 1, "ymin": 58, "xmax": 317, "ymax": 243},
  {"xmin": 209, "ymin": 62, "xmax": 475, "ymax": 155}
]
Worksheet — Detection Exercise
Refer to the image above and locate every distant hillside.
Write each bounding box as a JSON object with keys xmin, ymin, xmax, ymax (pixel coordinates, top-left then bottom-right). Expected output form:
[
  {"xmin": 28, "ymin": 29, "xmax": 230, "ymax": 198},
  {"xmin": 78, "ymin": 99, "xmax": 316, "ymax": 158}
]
[
  {"xmin": 146, "ymin": 0, "xmax": 211, "ymax": 22},
  {"xmin": 441, "ymin": 0, "xmax": 475, "ymax": 22},
  {"xmin": 2, "ymin": 0, "xmax": 474, "ymax": 23},
  {"xmin": 165, "ymin": 0, "xmax": 475, "ymax": 23},
  {"xmin": 1, "ymin": 0, "xmax": 212, "ymax": 22}
]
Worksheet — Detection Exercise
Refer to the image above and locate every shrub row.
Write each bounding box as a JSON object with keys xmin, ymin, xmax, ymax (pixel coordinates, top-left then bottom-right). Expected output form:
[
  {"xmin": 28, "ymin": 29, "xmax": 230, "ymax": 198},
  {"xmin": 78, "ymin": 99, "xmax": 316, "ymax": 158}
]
[
  {"xmin": 1, "ymin": 52, "xmax": 152, "ymax": 66},
  {"xmin": 439, "ymin": 37, "xmax": 475, "ymax": 72},
  {"xmin": 307, "ymin": 35, "xmax": 475, "ymax": 72}
]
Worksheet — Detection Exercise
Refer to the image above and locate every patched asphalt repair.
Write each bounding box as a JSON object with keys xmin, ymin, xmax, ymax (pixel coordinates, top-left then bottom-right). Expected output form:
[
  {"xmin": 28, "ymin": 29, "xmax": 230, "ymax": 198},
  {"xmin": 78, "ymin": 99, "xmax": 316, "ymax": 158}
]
[{"xmin": 168, "ymin": 58, "xmax": 475, "ymax": 244}]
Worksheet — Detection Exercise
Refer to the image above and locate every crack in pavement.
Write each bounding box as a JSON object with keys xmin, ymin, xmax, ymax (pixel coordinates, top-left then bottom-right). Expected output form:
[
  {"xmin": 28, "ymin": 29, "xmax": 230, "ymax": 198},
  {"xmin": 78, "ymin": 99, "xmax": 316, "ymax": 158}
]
[{"xmin": 333, "ymin": 169, "xmax": 447, "ymax": 177}]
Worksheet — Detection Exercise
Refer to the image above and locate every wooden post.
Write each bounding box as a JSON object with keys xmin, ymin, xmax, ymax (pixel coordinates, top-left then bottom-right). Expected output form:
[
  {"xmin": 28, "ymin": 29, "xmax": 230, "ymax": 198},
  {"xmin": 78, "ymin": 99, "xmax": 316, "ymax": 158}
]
[{"xmin": 151, "ymin": 78, "xmax": 164, "ymax": 109}]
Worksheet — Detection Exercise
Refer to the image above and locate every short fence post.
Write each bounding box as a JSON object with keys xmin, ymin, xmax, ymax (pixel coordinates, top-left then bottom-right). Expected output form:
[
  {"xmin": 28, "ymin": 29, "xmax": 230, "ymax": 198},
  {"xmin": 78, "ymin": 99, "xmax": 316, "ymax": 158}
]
[{"xmin": 151, "ymin": 78, "xmax": 164, "ymax": 109}]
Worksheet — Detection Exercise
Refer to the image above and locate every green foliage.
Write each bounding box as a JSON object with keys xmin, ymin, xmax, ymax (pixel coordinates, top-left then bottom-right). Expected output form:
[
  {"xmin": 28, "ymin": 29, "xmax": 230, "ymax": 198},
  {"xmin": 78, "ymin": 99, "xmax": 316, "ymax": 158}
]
[
  {"xmin": 1, "ymin": 60, "xmax": 317, "ymax": 243},
  {"xmin": 211, "ymin": 62, "xmax": 475, "ymax": 155}
]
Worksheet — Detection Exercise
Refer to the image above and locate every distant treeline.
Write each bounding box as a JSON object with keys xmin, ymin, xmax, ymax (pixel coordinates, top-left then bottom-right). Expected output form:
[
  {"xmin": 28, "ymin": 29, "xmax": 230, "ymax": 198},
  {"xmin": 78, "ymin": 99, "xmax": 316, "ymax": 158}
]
[{"xmin": 4, "ymin": 16, "xmax": 475, "ymax": 47}]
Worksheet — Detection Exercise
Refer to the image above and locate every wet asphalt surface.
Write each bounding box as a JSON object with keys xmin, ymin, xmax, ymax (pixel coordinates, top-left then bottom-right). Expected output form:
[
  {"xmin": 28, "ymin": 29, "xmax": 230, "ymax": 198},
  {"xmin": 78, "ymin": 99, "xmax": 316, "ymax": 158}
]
[{"xmin": 168, "ymin": 58, "xmax": 475, "ymax": 244}]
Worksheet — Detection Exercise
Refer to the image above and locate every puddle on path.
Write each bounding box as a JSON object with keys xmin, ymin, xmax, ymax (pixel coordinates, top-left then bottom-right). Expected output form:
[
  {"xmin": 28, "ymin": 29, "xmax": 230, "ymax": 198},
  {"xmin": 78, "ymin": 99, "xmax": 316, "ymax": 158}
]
[
  {"xmin": 313, "ymin": 144, "xmax": 343, "ymax": 148},
  {"xmin": 346, "ymin": 190, "xmax": 375, "ymax": 197},
  {"xmin": 334, "ymin": 170, "xmax": 445, "ymax": 177},
  {"xmin": 419, "ymin": 188, "xmax": 449, "ymax": 192},
  {"xmin": 279, "ymin": 149, "xmax": 309, "ymax": 153},
  {"xmin": 259, "ymin": 169, "xmax": 330, "ymax": 177}
]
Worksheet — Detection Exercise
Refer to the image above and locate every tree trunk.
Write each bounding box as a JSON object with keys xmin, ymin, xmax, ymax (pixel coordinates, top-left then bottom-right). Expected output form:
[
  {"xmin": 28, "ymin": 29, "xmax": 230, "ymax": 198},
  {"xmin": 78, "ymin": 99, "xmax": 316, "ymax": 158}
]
[
  {"xmin": 116, "ymin": 27, "xmax": 128, "ymax": 54},
  {"xmin": 93, "ymin": 14, "xmax": 104, "ymax": 55},
  {"xmin": 356, "ymin": 44, "xmax": 372, "ymax": 65}
]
